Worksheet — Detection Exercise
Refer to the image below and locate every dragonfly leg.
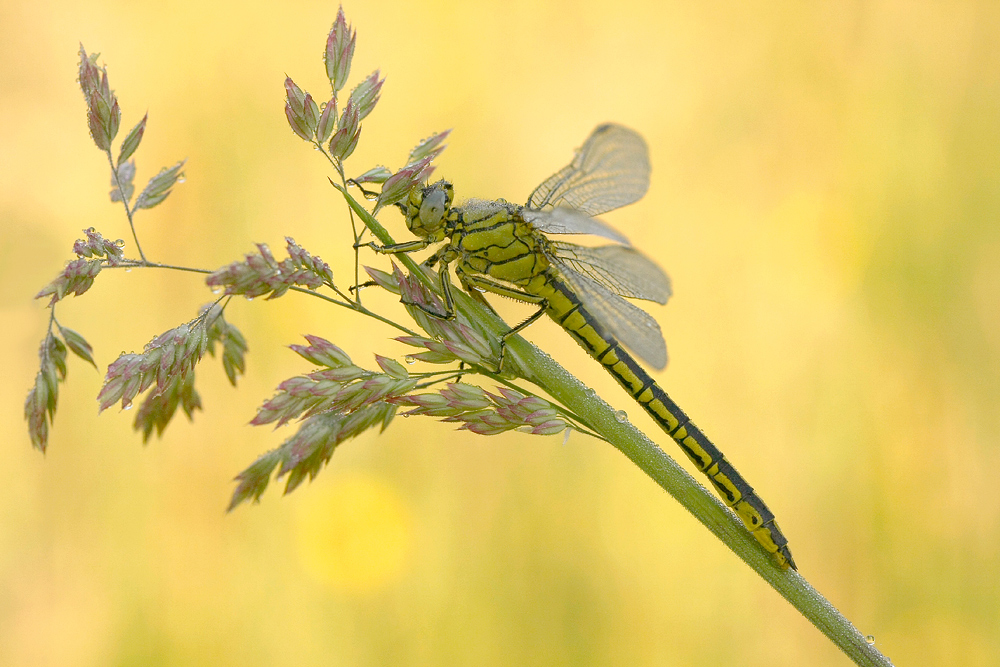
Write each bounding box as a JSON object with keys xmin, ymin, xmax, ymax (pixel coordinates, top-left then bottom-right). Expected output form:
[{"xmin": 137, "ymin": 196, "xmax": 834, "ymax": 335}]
[
  {"xmin": 354, "ymin": 238, "xmax": 456, "ymax": 310},
  {"xmin": 460, "ymin": 272, "xmax": 547, "ymax": 373},
  {"xmin": 422, "ymin": 246, "xmax": 447, "ymax": 270},
  {"xmin": 344, "ymin": 180, "xmax": 383, "ymax": 201},
  {"xmin": 404, "ymin": 260, "xmax": 456, "ymax": 320},
  {"xmin": 455, "ymin": 272, "xmax": 500, "ymax": 315},
  {"xmin": 354, "ymin": 238, "xmax": 431, "ymax": 254},
  {"xmin": 349, "ymin": 280, "xmax": 377, "ymax": 294},
  {"xmin": 497, "ymin": 306, "xmax": 548, "ymax": 372}
]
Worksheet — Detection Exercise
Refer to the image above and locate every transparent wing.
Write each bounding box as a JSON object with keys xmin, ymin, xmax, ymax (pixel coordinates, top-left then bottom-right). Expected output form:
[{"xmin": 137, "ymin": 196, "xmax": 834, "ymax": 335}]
[
  {"xmin": 559, "ymin": 264, "xmax": 668, "ymax": 370},
  {"xmin": 550, "ymin": 242, "xmax": 671, "ymax": 304},
  {"xmin": 526, "ymin": 124, "xmax": 650, "ymax": 216},
  {"xmin": 521, "ymin": 207, "xmax": 631, "ymax": 245}
]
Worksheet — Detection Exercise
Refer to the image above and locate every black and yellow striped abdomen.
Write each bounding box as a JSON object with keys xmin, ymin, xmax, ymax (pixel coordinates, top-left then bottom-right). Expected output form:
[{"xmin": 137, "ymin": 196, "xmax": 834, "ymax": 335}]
[{"xmin": 533, "ymin": 270, "xmax": 796, "ymax": 569}]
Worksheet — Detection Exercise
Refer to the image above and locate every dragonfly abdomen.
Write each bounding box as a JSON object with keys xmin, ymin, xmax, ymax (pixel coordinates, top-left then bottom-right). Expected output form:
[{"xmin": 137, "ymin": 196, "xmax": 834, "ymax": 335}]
[{"xmin": 538, "ymin": 272, "xmax": 796, "ymax": 570}]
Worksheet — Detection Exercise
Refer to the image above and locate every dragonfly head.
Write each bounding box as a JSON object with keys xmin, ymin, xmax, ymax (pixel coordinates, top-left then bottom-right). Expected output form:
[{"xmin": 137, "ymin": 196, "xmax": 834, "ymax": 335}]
[{"xmin": 405, "ymin": 180, "xmax": 454, "ymax": 239}]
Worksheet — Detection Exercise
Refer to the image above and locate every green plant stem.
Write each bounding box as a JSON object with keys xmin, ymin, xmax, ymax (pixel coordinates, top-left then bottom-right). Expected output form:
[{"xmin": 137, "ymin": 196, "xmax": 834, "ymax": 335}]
[
  {"xmin": 107, "ymin": 259, "xmax": 419, "ymax": 338},
  {"xmin": 339, "ymin": 184, "xmax": 894, "ymax": 667},
  {"xmin": 113, "ymin": 260, "xmax": 212, "ymax": 275},
  {"xmin": 107, "ymin": 152, "xmax": 147, "ymax": 263},
  {"xmin": 316, "ymin": 145, "xmax": 364, "ymax": 305}
]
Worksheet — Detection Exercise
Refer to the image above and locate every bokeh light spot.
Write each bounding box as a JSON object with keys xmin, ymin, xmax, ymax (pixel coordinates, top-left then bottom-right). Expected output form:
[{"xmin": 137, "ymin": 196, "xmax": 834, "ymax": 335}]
[{"xmin": 294, "ymin": 474, "xmax": 413, "ymax": 593}]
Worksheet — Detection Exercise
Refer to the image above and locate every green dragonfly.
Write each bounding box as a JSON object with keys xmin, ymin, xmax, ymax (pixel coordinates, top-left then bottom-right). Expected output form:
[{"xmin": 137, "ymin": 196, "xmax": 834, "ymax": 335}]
[{"xmin": 365, "ymin": 123, "xmax": 795, "ymax": 570}]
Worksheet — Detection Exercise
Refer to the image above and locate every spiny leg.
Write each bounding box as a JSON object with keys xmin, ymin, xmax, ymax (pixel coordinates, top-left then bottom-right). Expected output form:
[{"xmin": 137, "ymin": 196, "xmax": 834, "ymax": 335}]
[
  {"xmin": 422, "ymin": 246, "xmax": 448, "ymax": 270},
  {"xmin": 354, "ymin": 238, "xmax": 431, "ymax": 255},
  {"xmin": 455, "ymin": 273, "xmax": 501, "ymax": 317},
  {"xmin": 353, "ymin": 237, "xmax": 456, "ymax": 316},
  {"xmin": 352, "ymin": 238, "xmax": 431, "ymax": 292},
  {"xmin": 349, "ymin": 280, "xmax": 376, "ymax": 294},
  {"xmin": 404, "ymin": 259, "xmax": 457, "ymax": 320},
  {"xmin": 497, "ymin": 306, "xmax": 548, "ymax": 372},
  {"xmin": 351, "ymin": 246, "xmax": 448, "ymax": 294},
  {"xmin": 344, "ymin": 180, "xmax": 382, "ymax": 201},
  {"xmin": 460, "ymin": 271, "xmax": 547, "ymax": 373}
]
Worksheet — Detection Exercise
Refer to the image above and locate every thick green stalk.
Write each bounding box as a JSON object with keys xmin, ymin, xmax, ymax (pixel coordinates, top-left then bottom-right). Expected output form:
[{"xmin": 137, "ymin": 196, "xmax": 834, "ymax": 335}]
[{"xmin": 339, "ymin": 186, "xmax": 894, "ymax": 667}]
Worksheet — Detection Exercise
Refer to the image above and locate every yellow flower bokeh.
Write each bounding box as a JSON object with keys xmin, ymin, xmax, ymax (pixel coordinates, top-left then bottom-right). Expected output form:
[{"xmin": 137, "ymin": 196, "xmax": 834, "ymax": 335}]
[{"xmin": 294, "ymin": 474, "xmax": 413, "ymax": 593}]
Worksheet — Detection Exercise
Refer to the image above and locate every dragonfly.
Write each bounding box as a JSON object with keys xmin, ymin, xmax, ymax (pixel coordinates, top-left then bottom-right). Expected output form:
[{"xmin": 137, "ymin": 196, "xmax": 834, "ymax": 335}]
[{"xmin": 363, "ymin": 123, "xmax": 795, "ymax": 570}]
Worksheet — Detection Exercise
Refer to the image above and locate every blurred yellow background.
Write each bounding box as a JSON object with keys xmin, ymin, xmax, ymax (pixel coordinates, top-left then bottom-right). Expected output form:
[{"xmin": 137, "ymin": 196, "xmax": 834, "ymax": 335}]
[{"xmin": 3, "ymin": 0, "xmax": 999, "ymax": 665}]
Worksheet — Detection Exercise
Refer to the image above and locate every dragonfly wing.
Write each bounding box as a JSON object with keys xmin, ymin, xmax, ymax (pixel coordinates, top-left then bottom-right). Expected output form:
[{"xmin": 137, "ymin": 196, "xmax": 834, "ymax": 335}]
[
  {"xmin": 521, "ymin": 207, "xmax": 631, "ymax": 245},
  {"xmin": 527, "ymin": 124, "xmax": 650, "ymax": 216},
  {"xmin": 559, "ymin": 264, "xmax": 668, "ymax": 370},
  {"xmin": 551, "ymin": 242, "xmax": 671, "ymax": 304}
]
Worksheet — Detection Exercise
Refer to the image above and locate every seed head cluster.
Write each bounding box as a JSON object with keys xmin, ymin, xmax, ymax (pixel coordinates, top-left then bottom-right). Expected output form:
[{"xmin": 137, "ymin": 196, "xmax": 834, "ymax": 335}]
[
  {"xmin": 35, "ymin": 228, "xmax": 126, "ymax": 305},
  {"xmin": 393, "ymin": 383, "xmax": 568, "ymax": 436},
  {"xmin": 206, "ymin": 237, "xmax": 333, "ymax": 300},
  {"xmin": 96, "ymin": 304, "xmax": 247, "ymax": 441}
]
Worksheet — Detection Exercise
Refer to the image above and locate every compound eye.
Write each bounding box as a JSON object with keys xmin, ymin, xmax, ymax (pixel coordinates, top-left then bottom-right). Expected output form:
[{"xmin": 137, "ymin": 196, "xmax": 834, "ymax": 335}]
[{"xmin": 419, "ymin": 188, "xmax": 447, "ymax": 227}]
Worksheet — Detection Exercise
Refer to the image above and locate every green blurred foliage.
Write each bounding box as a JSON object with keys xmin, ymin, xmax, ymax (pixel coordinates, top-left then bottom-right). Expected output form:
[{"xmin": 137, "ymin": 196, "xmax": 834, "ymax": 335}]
[{"xmin": 2, "ymin": 0, "xmax": 999, "ymax": 665}]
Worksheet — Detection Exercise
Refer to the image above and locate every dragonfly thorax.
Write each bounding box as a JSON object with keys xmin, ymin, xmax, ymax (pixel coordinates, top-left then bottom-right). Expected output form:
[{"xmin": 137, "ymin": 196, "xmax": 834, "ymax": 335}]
[{"xmin": 405, "ymin": 180, "xmax": 455, "ymax": 240}]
